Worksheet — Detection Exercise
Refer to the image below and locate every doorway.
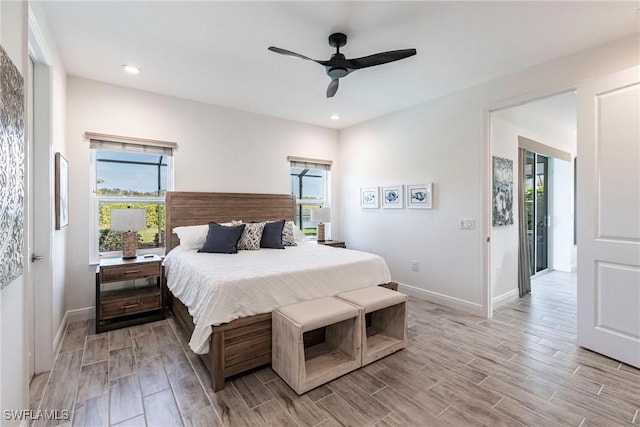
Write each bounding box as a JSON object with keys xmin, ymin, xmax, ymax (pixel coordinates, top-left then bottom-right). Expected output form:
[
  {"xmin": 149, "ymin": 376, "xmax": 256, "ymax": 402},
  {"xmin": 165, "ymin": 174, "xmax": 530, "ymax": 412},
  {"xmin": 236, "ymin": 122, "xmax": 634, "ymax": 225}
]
[
  {"xmin": 525, "ymin": 150, "xmax": 549, "ymax": 276},
  {"xmin": 489, "ymin": 91, "xmax": 577, "ymax": 314}
]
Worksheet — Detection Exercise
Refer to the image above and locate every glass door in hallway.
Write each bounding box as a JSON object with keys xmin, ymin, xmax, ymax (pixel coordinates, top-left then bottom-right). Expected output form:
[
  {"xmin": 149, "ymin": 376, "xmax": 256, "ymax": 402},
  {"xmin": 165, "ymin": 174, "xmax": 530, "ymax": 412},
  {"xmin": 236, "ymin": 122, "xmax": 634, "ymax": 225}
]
[{"xmin": 525, "ymin": 151, "xmax": 549, "ymax": 275}]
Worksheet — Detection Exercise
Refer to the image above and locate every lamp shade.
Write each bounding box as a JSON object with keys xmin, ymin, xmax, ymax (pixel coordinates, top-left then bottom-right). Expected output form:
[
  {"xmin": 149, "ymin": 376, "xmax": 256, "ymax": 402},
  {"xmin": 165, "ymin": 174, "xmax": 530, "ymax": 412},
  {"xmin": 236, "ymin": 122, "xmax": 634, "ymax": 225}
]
[
  {"xmin": 110, "ymin": 208, "xmax": 147, "ymax": 231},
  {"xmin": 310, "ymin": 208, "xmax": 331, "ymax": 224}
]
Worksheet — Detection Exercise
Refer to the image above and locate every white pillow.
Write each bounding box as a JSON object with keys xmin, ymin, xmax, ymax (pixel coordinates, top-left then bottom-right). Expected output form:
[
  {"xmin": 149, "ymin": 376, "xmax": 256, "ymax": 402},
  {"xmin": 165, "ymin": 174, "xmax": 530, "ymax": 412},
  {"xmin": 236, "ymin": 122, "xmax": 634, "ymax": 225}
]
[
  {"xmin": 172, "ymin": 224, "xmax": 208, "ymax": 250},
  {"xmin": 292, "ymin": 224, "xmax": 308, "ymax": 242},
  {"xmin": 173, "ymin": 222, "xmax": 236, "ymax": 250}
]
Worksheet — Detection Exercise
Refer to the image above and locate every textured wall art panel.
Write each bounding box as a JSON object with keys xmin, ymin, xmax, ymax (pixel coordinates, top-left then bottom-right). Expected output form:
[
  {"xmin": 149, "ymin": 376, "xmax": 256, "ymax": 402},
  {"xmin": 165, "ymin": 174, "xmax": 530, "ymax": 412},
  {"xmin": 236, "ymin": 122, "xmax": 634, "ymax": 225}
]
[{"xmin": 0, "ymin": 45, "xmax": 25, "ymax": 290}]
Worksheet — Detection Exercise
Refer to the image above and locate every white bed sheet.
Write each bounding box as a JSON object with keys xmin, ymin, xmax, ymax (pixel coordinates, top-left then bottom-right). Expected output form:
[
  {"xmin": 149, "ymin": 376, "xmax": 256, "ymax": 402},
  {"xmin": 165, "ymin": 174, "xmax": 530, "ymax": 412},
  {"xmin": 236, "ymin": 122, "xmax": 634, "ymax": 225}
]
[{"xmin": 164, "ymin": 242, "xmax": 391, "ymax": 354}]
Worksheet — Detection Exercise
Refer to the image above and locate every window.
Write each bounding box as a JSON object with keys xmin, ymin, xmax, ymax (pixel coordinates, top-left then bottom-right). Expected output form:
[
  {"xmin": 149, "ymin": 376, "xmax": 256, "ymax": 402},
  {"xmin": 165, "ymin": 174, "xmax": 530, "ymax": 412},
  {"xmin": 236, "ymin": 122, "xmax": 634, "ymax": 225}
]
[
  {"xmin": 289, "ymin": 157, "xmax": 331, "ymax": 237},
  {"xmin": 88, "ymin": 134, "xmax": 175, "ymax": 261}
]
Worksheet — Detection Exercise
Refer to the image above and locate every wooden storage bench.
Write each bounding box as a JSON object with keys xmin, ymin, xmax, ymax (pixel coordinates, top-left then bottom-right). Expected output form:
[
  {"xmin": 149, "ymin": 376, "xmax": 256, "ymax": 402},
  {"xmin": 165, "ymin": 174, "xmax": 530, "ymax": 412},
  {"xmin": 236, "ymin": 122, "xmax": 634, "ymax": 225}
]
[
  {"xmin": 336, "ymin": 286, "xmax": 408, "ymax": 365},
  {"xmin": 272, "ymin": 297, "xmax": 361, "ymax": 395}
]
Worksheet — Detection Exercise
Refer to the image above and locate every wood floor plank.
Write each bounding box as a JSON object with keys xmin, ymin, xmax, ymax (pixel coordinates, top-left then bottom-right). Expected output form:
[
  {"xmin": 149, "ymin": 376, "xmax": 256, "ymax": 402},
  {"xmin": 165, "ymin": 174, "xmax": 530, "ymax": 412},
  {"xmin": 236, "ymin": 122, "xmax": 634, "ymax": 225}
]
[
  {"xmin": 49, "ymin": 350, "xmax": 83, "ymax": 384},
  {"xmin": 182, "ymin": 404, "xmax": 223, "ymax": 427},
  {"xmin": 59, "ymin": 326, "xmax": 88, "ymax": 354},
  {"xmin": 109, "ymin": 347, "xmax": 137, "ymax": 381},
  {"xmin": 232, "ymin": 372, "xmax": 273, "ymax": 409},
  {"xmin": 304, "ymin": 385, "xmax": 333, "ymax": 402},
  {"xmin": 168, "ymin": 369, "xmax": 211, "ymax": 417},
  {"xmin": 328, "ymin": 376, "xmax": 392, "ymax": 424},
  {"xmin": 426, "ymin": 381, "xmax": 524, "ymax": 427},
  {"xmin": 109, "ymin": 328, "xmax": 132, "ymax": 351},
  {"xmin": 479, "ymin": 376, "xmax": 583, "ymax": 426},
  {"xmin": 371, "ymin": 387, "xmax": 442, "ymax": 426},
  {"xmin": 316, "ymin": 393, "xmax": 375, "ymax": 427},
  {"xmin": 344, "ymin": 367, "xmax": 387, "ymax": 395},
  {"xmin": 29, "ymin": 372, "xmax": 50, "ymax": 411},
  {"xmin": 264, "ymin": 378, "xmax": 328, "ymax": 427},
  {"xmin": 548, "ymin": 394, "xmax": 629, "ymax": 427},
  {"xmin": 253, "ymin": 399, "xmax": 298, "ymax": 427},
  {"xmin": 493, "ymin": 396, "xmax": 564, "ymax": 427},
  {"xmin": 371, "ymin": 367, "xmax": 442, "ymax": 411},
  {"xmin": 72, "ymin": 393, "xmax": 108, "ymax": 427},
  {"xmin": 137, "ymin": 356, "xmax": 170, "ymax": 397},
  {"xmin": 151, "ymin": 323, "xmax": 176, "ymax": 346},
  {"xmin": 142, "ymin": 388, "xmax": 184, "ymax": 427},
  {"xmin": 158, "ymin": 343, "xmax": 191, "ymax": 376},
  {"xmin": 206, "ymin": 383, "xmax": 265, "ymax": 427},
  {"xmin": 375, "ymin": 412, "xmax": 410, "ymax": 427},
  {"xmin": 437, "ymin": 406, "xmax": 488, "ymax": 427},
  {"xmin": 82, "ymin": 335, "xmax": 108, "ymax": 366},
  {"xmin": 109, "ymin": 375, "xmax": 143, "ymax": 425},
  {"xmin": 111, "ymin": 415, "xmax": 146, "ymax": 427},
  {"xmin": 132, "ymin": 333, "xmax": 160, "ymax": 362},
  {"xmin": 76, "ymin": 361, "xmax": 109, "ymax": 402}
]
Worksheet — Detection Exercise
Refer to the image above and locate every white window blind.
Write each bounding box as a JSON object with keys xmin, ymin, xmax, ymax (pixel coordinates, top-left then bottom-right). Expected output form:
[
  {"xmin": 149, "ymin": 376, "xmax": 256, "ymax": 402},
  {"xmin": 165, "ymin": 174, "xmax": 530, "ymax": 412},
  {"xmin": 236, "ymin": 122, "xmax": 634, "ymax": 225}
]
[
  {"xmin": 288, "ymin": 156, "xmax": 332, "ymax": 171},
  {"xmin": 86, "ymin": 132, "xmax": 177, "ymax": 156}
]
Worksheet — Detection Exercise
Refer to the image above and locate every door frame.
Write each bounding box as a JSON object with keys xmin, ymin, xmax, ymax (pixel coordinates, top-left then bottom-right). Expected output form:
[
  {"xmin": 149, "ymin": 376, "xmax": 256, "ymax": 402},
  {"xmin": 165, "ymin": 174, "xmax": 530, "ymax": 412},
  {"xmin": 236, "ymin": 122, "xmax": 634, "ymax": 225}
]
[
  {"xmin": 483, "ymin": 86, "xmax": 577, "ymax": 317},
  {"xmin": 28, "ymin": 7, "xmax": 55, "ymax": 374}
]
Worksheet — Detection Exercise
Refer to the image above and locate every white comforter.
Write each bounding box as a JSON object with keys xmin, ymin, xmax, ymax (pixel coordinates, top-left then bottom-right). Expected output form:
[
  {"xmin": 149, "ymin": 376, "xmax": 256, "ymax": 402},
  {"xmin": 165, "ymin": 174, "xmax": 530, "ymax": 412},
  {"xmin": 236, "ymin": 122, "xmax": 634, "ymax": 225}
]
[{"xmin": 164, "ymin": 242, "xmax": 391, "ymax": 354}]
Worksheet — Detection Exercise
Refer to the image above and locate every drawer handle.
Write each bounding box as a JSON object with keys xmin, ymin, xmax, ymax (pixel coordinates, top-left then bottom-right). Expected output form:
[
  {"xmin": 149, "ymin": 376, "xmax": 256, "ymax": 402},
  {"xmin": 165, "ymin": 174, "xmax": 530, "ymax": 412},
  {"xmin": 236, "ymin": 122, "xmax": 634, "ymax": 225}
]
[
  {"xmin": 121, "ymin": 303, "xmax": 142, "ymax": 310},
  {"xmin": 123, "ymin": 269, "xmax": 142, "ymax": 274}
]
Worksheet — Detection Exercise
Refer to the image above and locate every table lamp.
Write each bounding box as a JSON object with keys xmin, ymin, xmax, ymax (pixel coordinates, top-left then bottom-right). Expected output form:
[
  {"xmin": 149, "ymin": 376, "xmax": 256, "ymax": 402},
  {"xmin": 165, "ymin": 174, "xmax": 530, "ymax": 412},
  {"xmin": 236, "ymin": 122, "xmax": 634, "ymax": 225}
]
[
  {"xmin": 310, "ymin": 207, "xmax": 331, "ymax": 242},
  {"xmin": 111, "ymin": 208, "xmax": 147, "ymax": 259}
]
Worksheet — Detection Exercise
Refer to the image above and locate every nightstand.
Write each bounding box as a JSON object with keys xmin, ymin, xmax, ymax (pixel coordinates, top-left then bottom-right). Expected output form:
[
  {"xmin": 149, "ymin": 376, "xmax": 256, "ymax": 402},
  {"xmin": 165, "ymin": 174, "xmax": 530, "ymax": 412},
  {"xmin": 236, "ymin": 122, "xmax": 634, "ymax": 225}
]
[
  {"xmin": 95, "ymin": 255, "xmax": 164, "ymax": 333},
  {"xmin": 316, "ymin": 240, "xmax": 346, "ymax": 248}
]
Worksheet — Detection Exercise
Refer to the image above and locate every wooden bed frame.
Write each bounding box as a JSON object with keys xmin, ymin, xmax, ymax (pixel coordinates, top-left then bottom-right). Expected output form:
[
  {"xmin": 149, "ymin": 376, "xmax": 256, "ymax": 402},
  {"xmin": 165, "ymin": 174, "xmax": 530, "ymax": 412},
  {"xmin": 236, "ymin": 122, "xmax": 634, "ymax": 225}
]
[{"xmin": 164, "ymin": 191, "xmax": 396, "ymax": 391}]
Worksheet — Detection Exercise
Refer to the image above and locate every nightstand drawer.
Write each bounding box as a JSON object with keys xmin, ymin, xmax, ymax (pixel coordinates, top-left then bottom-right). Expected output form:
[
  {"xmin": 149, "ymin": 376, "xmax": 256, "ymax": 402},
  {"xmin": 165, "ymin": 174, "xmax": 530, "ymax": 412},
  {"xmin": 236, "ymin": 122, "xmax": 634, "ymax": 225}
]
[
  {"xmin": 100, "ymin": 289, "xmax": 161, "ymax": 320},
  {"xmin": 100, "ymin": 261, "xmax": 161, "ymax": 283}
]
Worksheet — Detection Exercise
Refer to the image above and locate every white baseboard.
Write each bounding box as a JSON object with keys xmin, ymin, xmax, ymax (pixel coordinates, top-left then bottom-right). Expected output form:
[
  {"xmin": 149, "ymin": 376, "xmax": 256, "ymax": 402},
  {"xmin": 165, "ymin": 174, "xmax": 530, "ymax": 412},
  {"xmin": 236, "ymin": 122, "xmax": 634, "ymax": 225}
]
[
  {"xmin": 492, "ymin": 289, "xmax": 518, "ymax": 309},
  {"xmin": 52, "ymin": 307, "xmax": 95, "ymax": 357},
  {"xmin": 396, "ymin": 282, "xmax": 484, "ymax": 317}
]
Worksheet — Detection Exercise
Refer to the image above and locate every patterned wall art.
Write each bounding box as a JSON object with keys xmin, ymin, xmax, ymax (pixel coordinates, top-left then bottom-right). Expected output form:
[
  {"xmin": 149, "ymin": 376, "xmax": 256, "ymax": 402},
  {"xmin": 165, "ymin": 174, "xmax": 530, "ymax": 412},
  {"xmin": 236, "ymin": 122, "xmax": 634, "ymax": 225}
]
[
  {"xmin": 382, "ymin": 185, "xmax": 404, "ymax": 209},
  {"xmin": 0, "ymin": 45, "xmax": 25, "ymax": 290},
  {"xmin": 492, "ymin": 156, "xmax": 514, "ymax": 226},
  {"xmin": 407, "ymin": 183, "xmax": 433, "ymax": 209},
  {"xmin": 360, "ymin": 186, "xmax": 379, "ymax": 208}
]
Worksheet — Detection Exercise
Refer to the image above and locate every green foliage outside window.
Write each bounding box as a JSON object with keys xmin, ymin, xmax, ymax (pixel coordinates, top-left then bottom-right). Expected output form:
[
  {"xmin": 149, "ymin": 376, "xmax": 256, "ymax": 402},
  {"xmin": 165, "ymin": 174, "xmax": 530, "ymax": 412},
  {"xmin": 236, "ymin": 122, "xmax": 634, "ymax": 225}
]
[{"xmin": 99, "ymin": 202, "xmax": 165, "ymax": 252}]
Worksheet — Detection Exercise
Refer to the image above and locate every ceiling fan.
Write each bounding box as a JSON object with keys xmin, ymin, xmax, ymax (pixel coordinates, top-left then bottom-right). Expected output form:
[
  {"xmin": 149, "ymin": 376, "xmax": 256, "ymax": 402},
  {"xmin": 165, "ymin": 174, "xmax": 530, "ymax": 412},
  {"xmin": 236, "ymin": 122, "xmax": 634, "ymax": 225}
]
[{"xmin": 268, "ymin": 33, "xmax": 417, "ymax": 98}]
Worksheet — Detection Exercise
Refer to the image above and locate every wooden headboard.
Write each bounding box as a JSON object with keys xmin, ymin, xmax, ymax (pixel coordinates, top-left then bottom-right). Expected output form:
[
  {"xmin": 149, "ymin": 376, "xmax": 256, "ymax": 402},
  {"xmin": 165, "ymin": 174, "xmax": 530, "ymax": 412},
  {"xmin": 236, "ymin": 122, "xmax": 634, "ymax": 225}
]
[{"xmin": 165, "ymin": 192, "xmax": 296, "ymax": 253}]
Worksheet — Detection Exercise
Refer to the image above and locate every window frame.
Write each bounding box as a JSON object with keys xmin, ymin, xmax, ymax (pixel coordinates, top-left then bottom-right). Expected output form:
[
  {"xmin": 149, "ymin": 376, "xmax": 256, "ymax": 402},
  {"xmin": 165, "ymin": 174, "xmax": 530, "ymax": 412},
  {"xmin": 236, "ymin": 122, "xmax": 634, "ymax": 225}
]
[
  {"xmin": 89, "ymin": 149, "xmax": 174, "ymax": 263},
  {"xmin": 289, "ymin": 166, "xmax": 331, "ymax": 237}
]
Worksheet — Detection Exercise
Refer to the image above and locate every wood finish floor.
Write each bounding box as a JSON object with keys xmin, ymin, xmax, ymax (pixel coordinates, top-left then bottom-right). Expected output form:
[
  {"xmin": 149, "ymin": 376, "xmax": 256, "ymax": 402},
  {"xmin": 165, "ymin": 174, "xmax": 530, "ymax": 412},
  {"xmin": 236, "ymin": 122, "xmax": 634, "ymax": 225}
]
[{"xmin": 30, "ymin": 271, "xmax": 639, "ymax": 426}]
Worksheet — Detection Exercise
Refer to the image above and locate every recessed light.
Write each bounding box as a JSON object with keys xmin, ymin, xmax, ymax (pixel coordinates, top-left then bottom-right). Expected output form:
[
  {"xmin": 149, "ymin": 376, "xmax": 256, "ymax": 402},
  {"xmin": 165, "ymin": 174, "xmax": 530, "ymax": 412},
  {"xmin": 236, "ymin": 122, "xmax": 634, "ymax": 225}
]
[
  {"xmin": 330, "ymin": 114, "xmax": 340, "ymax": 121},
  {"xmin": 122, "ymin": 65, "xmax": 140, "ymax": 74}
]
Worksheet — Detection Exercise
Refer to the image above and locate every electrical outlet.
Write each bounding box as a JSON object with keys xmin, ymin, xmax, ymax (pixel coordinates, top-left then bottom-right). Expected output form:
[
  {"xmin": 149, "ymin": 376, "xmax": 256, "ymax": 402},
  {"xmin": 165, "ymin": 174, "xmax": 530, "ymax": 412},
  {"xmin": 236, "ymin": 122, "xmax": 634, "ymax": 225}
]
[
  {"xmin": 411, "ymin": 260, "xmax": 419, "ymax": 271},
  {"xmin": 459, "ymin": 218, "xmax": 475, "ymax": 230}
]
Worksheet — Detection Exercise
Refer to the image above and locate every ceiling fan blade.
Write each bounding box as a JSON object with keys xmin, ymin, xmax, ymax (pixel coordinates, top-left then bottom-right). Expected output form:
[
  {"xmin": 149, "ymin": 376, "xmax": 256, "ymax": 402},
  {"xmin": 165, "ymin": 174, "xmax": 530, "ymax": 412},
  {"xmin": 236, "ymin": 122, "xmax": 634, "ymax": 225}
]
[
  {"xmin": 347, "ymin": 49, "xmax": 417, "ymax": 70},
  {"xmin": 326, "ymin": 79, "xmax": 339, "ymax": 98},
  {"xmin": 268, "ymin": 46, "xmax": 315, "ymax": 61}
]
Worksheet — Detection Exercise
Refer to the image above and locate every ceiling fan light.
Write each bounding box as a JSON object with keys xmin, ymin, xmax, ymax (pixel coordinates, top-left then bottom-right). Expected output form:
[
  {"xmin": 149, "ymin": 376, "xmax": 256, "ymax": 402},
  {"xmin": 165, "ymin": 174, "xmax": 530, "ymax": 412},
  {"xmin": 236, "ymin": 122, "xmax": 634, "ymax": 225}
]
[{"xmin": 122, "ymin": 65, "xmax": 141, "ymax": 74}]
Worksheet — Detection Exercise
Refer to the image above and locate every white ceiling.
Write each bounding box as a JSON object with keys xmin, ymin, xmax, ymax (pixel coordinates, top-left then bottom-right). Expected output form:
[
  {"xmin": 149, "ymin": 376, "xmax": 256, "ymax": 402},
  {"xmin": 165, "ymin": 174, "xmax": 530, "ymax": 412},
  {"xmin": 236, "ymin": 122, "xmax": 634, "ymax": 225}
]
[{"xmin": 39, "ymin": 1, "xmax": 638, "ymax": 129}]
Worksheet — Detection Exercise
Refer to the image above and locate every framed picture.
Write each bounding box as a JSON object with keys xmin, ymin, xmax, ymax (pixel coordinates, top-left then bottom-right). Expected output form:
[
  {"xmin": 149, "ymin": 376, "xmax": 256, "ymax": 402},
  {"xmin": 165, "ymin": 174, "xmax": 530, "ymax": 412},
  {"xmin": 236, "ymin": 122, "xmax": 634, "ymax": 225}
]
[
  {"xmin": 360, "ymin": 186, "xmax": 379, "ymax": 208},
  {"xmin": 492, "ymin": 156, "xmax": 513, "ymax": 226},
  {"xmin": 407, "ymin": 183, "xmax": 433, "ymax": 209},
  {"xmin": 382, "ymin": 185, "xmax": 404, "ymax": 209},
  {"xmin": 55, "ymin": 152, "xmax": 69, "ymax": 229}
]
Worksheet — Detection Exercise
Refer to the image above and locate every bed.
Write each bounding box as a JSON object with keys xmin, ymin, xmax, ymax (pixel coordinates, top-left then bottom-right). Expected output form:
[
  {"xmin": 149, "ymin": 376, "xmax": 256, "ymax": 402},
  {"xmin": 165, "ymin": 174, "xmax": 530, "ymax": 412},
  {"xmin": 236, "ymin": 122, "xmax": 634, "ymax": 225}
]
[{"xmin": 164, "ymin": 191, "xmax": 396, "ymax": 391}]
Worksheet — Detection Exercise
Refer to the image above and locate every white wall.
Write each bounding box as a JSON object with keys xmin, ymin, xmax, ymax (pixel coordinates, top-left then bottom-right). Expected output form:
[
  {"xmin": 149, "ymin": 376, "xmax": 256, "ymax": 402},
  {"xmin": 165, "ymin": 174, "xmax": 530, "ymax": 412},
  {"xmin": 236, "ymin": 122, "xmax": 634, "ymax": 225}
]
[
  {"xmin": 338, "ymin": 35, "xmax": 638, "ymax": 315},
  {"xmin": 0, "ymin": 0, "xmax": 28, "ymax": 423},
  {"xmin": 490, "ymin": 107, "xmax": 576, "ymax": 303},
  {"xmin": 65, "ymin": 77, "xmax": 339, "ymax": 311}
]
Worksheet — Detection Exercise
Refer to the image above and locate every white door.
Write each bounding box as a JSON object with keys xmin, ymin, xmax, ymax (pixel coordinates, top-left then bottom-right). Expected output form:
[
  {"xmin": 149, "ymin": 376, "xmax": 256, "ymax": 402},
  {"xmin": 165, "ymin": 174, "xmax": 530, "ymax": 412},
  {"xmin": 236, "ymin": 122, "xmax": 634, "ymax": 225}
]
[
  {"xmin": 577, "ymin": 66, "xmax": 640, "ymax": 368},
  {"xmin": 27, "ymin": 56, "xmax": 35, "ymax": 379}
]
